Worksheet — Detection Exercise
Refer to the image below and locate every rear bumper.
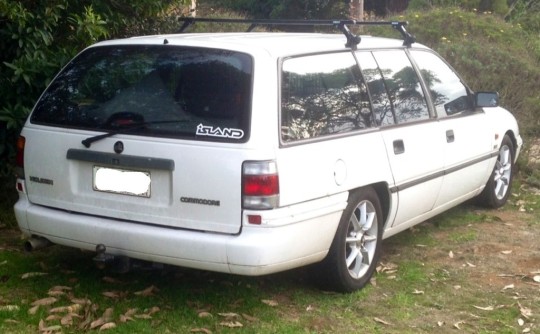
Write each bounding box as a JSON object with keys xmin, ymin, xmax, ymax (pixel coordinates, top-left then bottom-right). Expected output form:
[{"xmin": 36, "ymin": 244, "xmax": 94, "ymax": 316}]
[{"xmin": 15, "ymin": 192, "xmax": 346, "ymax": 276}]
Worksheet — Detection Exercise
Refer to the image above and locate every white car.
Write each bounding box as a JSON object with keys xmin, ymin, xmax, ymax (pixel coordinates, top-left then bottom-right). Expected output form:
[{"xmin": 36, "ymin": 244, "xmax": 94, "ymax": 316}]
[{"xmin": 14, "ymin": 19, "xmax": 522, "ymax": 292}]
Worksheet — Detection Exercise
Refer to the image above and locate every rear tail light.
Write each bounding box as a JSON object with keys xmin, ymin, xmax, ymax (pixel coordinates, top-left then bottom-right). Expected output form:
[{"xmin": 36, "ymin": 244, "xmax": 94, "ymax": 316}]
[
  {"xmin": 15, "ymin": 136, "xmax": 25, "ymax": 178},
  {"xmin": 16, "ymin": 136, "xmax": 25, "ymax": 168},
  {"xmin": 242, "ymin": 160, "xmax": 279, "ymax": 210}
]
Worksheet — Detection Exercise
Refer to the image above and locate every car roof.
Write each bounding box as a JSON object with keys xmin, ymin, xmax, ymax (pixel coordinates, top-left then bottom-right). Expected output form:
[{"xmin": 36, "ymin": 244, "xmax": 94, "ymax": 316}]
[{"xmin": 89, "ymin": 32, "xmax": 429, "ymax": 58}]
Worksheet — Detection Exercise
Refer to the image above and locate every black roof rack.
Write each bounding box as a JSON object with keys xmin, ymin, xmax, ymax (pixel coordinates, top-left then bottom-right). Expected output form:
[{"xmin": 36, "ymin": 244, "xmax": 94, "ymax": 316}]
[{"xmin": 177, "ymin": 18, "xmax": 416, "ymax": 48}]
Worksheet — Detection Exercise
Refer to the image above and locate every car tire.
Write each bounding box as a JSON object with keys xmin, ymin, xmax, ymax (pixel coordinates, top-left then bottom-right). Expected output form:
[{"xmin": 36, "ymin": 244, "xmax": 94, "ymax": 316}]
[
  {"xmin": 477, "ymin": 134, "xmax": 515, "ymax": 208},
  {"xmin": 319, "ymin": 187, "xmax": 383, "ymax": 292}
]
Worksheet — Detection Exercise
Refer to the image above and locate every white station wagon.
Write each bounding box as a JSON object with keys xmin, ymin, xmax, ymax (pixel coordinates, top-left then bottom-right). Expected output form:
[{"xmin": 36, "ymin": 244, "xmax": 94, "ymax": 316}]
[{"xmin": 14, "ymin": 19, "xmax": 522, "ymax": 292}]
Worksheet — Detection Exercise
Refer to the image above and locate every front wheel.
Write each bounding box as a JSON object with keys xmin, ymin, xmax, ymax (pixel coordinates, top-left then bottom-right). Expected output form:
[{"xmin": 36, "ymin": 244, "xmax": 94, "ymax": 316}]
[
  {"xmin": 477, "ymin": 134, "xmax": 515, "ymax": 208},
  {"xmin": 319, "ymin": 187, "xmax": 383, "ymax": 292}
]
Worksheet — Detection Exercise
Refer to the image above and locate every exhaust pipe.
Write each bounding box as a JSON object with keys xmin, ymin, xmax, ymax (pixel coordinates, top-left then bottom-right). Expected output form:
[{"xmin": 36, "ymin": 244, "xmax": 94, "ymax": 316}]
[{"xmin": 24, "ymin": 237, "xmax": 53, "ymax": 252}]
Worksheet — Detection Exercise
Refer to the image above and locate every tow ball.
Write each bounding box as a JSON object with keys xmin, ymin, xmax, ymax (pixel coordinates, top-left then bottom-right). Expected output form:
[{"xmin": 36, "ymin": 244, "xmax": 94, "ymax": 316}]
[{"xmin": 92, "ymin": 244, "xmax": 130, "ymax": 273}]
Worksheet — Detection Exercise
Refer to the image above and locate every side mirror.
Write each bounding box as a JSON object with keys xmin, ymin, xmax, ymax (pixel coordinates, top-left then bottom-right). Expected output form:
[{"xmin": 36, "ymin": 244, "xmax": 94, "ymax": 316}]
[{"xmin": 475, "ymin": 92, "xmax": 499, "ymax": 108}]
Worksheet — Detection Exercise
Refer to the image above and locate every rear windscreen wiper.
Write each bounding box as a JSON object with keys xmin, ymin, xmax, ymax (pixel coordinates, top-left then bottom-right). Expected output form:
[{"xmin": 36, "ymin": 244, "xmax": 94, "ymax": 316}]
[{"xmin": 81, "ymin": 120, "xmax": 189, "ymax": 148}]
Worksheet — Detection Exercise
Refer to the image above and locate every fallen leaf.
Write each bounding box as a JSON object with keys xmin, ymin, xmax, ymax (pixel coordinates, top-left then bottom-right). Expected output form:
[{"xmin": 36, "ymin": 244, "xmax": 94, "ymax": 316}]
[
  {"xmin": 125, "ymin": 307, "xmax": 137, "ymax": 314},
  {"xmin": 241, "ymin": 313, "xmax": 259, "ymax": 322},
  {"xmin": 4, "ymin": 319, "xmax": 19, "ymax": 324},
  {"xmin": 0, "ymin": 305, "xmax": 19, "ymax": 312},
  {"xmin": 466, "ymin": 262, "xmax": 476, "ymax": 267},
  {"xmin": 90, "ymin": 318, "xmax": 106, "ymax": 329},
  {"xmin": 473, "ymin": 305, "xmax": 494, "ymax": 311},
  {"xmin": 453, "ymin": 285, "xmax": 461, "ymax": 290},
  {"xmin": 119, "ymin": 315, "xmax": 133, "ymax": 323},
  {"xmin": 102, "ymin": 291, "xmax": 120, "ymax": 299},
  {"xmin": 48, "ymin": 306, "xmax": 67, "ymax": 314},
  {"xmin": 99, "ymin": 322, "xmax": 117, "ymax": 330},
  {"xmin": 38, "ymin": 319, "xmax": 62, "ymax": 332},
  {"xmin": 261, "ymin": 299, "xmax": 278, "ymax": 306},
  {"xmin": 437, "ymin": 321, "xmax": 444, "ymax": 327},
  {"xmin": 28, "ymin": 305, "xmax": 40, "ymax": 315},
  {"xmin": 198, "ymin": 311, "xmax": 212, "ymax": 318},
  {"xmin": 102, "ymin": 308, "xmax": 114, "ymax": 322},
  {"xmin": 374, "ymin": 317, "xmax": 392, "ymax": 326},
  {"xmin": 45, "ymin": 315, "xmax": 61, "ymax": 321},
  {"xmin": 32, "ymin": 297, "xmax": 57, "ymax": 306},
  {"xmin": 518, "ymin": 302, "xmax": 533, "ymax": 319},
  {"xmin": 533, "ymin": 276, "xmax": 540, "ymax": 283},
  {"xmin": 70, "ymin": 298, "xmax": 91, "ymax": 305},
  {"xmin": 21, "ymin": 272, "xmax": 48, "ymax": 279},
  {"xmin": 501, "ymin": 250, "xmax": 513, "ymax": 255},
  {"xmin": 502, "ymin": 284, "xmax": 515, "ymax": 291},
  {"xmin": 134, "ymin": 285, "xmax": 159, "ymax": 296},
  {"xmin": 134, "ymin": 314, "xmax": 153, "ymax": 319},
  {"xmin": 49, "ymin": 286, "xmax": 72, "ymax": 292},
  {"xmin": 448, "ymin": 251, "xmax": 454, "ymax": 259},
  {"xmin": 219, "ymin": 321, "xmax": 243, "ymax": 328},
  {"xmin": 147, "ymin": 306, "xmax": 160, "ymax": 315},
  {"xmin": 61, "ymin": 314, "xmax": 73, "ymax": 326},
  {"xmin": 412, "ymin": 289, "xmax": 424, "ymax": 295},
  {"xmin": 47, "ymin": 290, "xmax": 66, "ymax": 297},
  {"xmin": 453, "ymin": 321, "xmax": 465, "ymax": 329},
  {"xmin": 102, "ymin": 276, "xmax": 124, "ymax": 284},
  {"xmin": 218, "ymin": 312, "xmax": 240, "ymax": 318}
]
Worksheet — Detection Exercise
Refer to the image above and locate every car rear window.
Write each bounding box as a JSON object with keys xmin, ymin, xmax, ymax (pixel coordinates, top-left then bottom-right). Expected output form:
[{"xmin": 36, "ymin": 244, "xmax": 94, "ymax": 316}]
[{"xmin": 31, "ymin": 45, "xmax": 253, "ymax": 143}]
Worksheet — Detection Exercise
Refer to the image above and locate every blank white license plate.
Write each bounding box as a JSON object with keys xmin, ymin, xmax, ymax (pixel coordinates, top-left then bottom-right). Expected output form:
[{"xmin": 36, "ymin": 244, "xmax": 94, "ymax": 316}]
[{"xmin": 93, "ymin": 166, "xmax": 151, "ymax": 197}]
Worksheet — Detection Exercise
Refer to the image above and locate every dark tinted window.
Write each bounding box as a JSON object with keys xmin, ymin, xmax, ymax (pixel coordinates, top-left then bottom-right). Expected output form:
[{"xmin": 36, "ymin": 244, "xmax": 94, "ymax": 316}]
[
  {"xmin": 281, "ymin": 52, "xmax": 373, "ymax": 142},
  {"xmin": 371, "ymin": 50, "xmax": 430, "ymax": 124},
  {"xmin": 410, "ymin": 50, "xmax": 473, "ymax": 116},
  {"xmin": 31, "ymin": 46, "xmax": 253, "ymax": 142}
]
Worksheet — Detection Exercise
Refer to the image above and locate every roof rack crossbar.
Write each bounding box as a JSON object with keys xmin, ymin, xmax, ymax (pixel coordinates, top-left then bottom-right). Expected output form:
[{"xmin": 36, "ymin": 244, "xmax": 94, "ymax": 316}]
[{"xmin": 177, "ymin": 18, "xmax": 415, "ymax": 48}]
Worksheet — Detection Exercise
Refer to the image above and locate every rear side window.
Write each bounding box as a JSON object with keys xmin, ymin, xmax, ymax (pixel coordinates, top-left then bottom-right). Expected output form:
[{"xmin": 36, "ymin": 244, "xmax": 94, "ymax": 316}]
[
  {"xmin": 31, "ymin": 45, "xmax": 253, "ymax": 143},
  {"xmin": 281, "ymin": 52, "xmax": 373, "ymax": 142}
]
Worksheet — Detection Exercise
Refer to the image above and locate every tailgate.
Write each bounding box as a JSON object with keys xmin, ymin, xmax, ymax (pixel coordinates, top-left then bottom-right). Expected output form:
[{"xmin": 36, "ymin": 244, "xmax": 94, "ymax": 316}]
[{"xmin": 23, "ymin": 128, "xmax": 244, "ymax": 234}]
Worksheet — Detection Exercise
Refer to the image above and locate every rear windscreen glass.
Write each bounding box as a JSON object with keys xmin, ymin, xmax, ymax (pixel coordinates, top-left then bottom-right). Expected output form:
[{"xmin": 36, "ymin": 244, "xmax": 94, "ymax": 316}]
[{"xmin": 31, "ymin": 45, "xmax": 253, "ymax": 142}]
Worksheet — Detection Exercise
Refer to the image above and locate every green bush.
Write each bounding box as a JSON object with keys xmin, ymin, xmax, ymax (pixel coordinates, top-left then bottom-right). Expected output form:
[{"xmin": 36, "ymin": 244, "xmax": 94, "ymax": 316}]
[
  {"xmin": 368, "ymin": 7, "xmax": 540, "ymax": 137},
  {"xmin": 0, "ymin": 0, "xmax": 186, "ymax": 175}
]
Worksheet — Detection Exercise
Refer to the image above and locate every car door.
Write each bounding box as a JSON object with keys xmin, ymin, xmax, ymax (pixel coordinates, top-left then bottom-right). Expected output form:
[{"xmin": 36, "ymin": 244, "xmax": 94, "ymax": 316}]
[
  {"xmin": 410, "ymin": 50, "xmax": 492, "ymax": 208},
  {"xmin": 356, "ymin": 50, "xmax": 445, "ymax": 227}
]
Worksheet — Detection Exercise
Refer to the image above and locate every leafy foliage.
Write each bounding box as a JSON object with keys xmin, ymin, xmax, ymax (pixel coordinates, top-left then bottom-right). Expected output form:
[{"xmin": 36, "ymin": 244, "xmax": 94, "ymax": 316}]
[
  {"xmin": 212, "ymin": 0, "xmax": 349, "ymax": 19},
  {"xmin": 0, "ymin": 0, "xmax": 185, "ymax": 174},
  {"xmin": 368, "ymin": 7, "xmax": 540, "ymax": 138}
]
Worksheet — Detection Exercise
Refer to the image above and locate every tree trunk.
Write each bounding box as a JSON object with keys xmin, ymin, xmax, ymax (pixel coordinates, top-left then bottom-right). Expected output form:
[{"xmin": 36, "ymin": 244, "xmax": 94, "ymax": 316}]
[
  {"xmin": 350, "ymin": 0, "xmax": 364, "ymax": 21},
  {"xmin": 191, "ymin": 0, "xmax": 197, "ymax": 17}
]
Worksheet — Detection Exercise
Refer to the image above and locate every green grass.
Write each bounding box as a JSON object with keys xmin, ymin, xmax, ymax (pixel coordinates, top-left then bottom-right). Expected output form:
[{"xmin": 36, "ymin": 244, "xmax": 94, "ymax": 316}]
[{"xmin": 2, "ymin": 187, "xmax": 539, "ymax": 333}]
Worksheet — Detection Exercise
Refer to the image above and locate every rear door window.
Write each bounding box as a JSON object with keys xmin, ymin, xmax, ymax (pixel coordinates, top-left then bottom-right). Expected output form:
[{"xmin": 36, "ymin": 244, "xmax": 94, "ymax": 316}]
[
  {"xmin": 31, "ymin": 45, "xmax": 253, "ymax": 143},
  {"xmin": 371, "ymin": 50, "xmax": 430, "ymax": 124}
]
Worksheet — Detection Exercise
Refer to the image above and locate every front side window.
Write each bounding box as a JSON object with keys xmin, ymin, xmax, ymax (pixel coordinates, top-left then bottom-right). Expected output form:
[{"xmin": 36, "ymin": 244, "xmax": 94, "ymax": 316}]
[
  {"xmin": 410, "ymin": 50, "xmax": 473, "ymax": 116},
  {"xmin": 281, "ymin": 52, "xmax": 373, "ymax": 142},
  {"xmin": 31, "ymin": 45, "xmax": 253, "ymax": 142},
  {"xmin": 371, "ymin": 50, "xmax": 430, "ymax": 124}
]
